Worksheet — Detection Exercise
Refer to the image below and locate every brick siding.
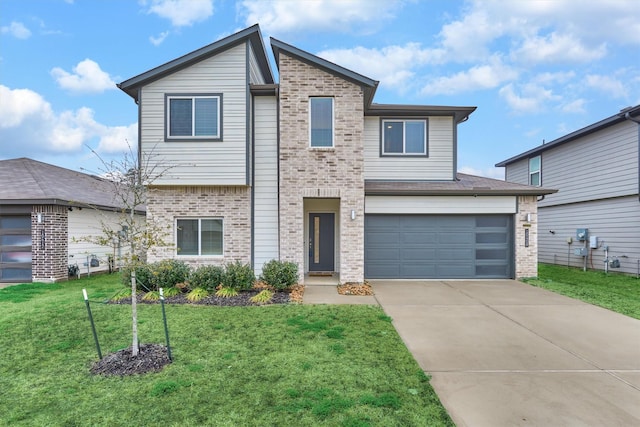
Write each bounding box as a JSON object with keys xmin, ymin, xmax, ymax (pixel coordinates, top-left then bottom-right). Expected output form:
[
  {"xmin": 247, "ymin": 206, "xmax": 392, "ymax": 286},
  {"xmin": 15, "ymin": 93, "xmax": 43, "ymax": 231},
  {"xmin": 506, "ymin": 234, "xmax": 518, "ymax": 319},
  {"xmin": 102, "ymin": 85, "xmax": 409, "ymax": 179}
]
[
  {"xmin": 278, "ymin": 53, "xmax": 365, "ymax": 283},
  {"xmin": 515, "ymin": 195, "xmax": 539, "ymax": 278},
  {"xmin": 32, "ymin": 205, "xmax": 68, "ymax": 282},
  {"xmin": 146, "ymin": 186, "xmax": 251, "ymax": 268}
]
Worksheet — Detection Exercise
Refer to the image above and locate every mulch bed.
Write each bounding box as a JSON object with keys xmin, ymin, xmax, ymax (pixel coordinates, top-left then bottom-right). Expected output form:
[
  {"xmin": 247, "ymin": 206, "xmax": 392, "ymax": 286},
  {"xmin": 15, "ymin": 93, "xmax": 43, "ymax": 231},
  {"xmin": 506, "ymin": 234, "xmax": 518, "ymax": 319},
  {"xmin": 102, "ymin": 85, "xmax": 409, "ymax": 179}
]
[
  {"xmin": 337, "ymin": 282, "xmax": 374, "ymax": 296},
  {"xmin": 111, "ymin": 290, "xmax": 291, "ymax": 306},
  {"xmin": 91, "ymin": 343, "xmax": 171, "ymax": 377}
]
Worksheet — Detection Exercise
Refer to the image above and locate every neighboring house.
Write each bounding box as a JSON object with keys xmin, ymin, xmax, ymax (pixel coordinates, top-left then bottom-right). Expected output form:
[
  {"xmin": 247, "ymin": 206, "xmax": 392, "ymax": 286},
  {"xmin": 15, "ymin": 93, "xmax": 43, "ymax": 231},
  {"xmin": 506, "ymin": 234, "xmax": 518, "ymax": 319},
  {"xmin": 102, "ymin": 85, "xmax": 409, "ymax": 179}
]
[
  {"xmin": 0, "ymin": 158, "xmax": 144, "ymax": 283},
  {"xmin": 118, "ymin": 24, "xmax": 553, "ymax": 282},
  {"xmin": 496, "ymin": 105, "xmax": 640, "ymax": 275}
]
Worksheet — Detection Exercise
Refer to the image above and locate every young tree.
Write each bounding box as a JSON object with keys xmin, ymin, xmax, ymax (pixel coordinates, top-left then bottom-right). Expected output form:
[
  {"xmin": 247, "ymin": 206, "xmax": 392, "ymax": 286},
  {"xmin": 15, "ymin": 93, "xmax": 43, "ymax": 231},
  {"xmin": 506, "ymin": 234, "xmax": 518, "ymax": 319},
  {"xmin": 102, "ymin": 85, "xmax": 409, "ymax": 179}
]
[{"xmin": 82, "ymin": 144, "xmax": 172, "ymax": 356}]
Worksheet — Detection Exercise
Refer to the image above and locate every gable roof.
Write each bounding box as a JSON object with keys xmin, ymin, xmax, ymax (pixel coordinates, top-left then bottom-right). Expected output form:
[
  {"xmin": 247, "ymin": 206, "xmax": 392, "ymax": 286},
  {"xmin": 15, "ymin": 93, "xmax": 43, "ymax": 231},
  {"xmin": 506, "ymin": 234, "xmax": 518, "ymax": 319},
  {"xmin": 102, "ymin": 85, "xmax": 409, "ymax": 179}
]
[
  {"xmin": 270, "ymin": 37, "xmax": 476, "ymax": 121},
  {"xmin": 365, "ymin": 173, "xmax": 557, "ymax": 196},
  {"xmin": 496, "ymin": 104, "xmax": 640, "ymax": 167},
  {"xmin": 118, "ymin": 24, "xmax": 274, "ymax": 101},
  {"xmin": 0, "ymin": 158, "xmax": 143, "ymax": 212},
  {"xmin": 270, "ymin": 37, "xmax": 379, "ymax": 108}
]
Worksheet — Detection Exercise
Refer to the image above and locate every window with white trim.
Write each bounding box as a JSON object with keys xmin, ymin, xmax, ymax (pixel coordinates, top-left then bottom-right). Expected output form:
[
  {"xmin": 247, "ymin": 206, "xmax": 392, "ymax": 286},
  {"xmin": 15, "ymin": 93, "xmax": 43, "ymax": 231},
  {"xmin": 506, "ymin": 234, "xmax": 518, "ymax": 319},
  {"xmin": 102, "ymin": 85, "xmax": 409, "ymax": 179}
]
[
  {"xmin": 309, "ymin": 97, "xmax": 334, "ymax": 147},
  {"xmin": 166, "ymin": 94, "xmax": 221, "ymax": 139},
  {"xmin": 529, "ymin": 156, "xmax": 541, "ymax": 186},
  {"xmin": 176, "ymin": 218, "xmax": 223, "ymax": 256},
  {"xmin": 382, "ymin": 119, "xmax": 427, "ymax": 155}
]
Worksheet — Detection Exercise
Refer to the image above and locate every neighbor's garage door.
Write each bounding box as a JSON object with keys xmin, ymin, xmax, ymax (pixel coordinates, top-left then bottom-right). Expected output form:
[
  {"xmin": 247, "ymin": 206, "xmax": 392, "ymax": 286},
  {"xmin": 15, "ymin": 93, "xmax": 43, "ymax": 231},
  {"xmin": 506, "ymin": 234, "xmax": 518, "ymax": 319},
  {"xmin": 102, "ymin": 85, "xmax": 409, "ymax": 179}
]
[
  {"xmin": 0, "ymin": 215, "xmax": 32, "ymax": 283},
  {"xmin": 365, "ymin": 214, "xmax": 513, "ymax": 279}
]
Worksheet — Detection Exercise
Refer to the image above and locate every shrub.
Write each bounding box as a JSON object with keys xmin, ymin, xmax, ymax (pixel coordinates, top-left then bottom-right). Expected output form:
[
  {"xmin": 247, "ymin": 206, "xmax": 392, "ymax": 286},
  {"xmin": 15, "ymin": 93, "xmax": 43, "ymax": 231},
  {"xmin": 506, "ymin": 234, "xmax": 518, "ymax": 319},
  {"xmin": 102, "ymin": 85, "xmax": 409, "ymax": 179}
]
[
  {"xmin": 152, "ymin": 259, "xmax": 191, "ymax": 290},
  {"xmin": 142, "ymin": 291, "xmax": 160, "ymax": 301},
  {"xmin": 186, "ymin": 287, "xmax": 209, "ymax": 302},
  {"xmin": 260, "ymin": 259, "xmax": 299, "ymax": 290},
  {"xmin": 162, "ymin": 287, "xmax": 181, "ymax": 297},
  {"xmin": 215, "ymin": 287, "xmax": 239, "ymax": 298},
  {"xmin": 190, "ymin": 265, "xmax": 225, "ymax": 292},
  {"xmin": 223, "ymin": 261, "xmax": 255, "ymax": 291},
  {"xmin": 250, "ymin": 289, "xmax": 273, "ymax": 304}
]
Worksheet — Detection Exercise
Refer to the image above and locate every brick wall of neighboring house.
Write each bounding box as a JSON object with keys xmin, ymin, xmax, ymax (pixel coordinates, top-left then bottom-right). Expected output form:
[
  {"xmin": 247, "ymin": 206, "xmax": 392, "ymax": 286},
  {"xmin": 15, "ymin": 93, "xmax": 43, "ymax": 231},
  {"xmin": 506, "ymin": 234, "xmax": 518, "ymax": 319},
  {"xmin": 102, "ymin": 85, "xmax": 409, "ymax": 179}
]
[
  {"xmin": 146, "ymin": 186, "xmax": 251, "ymax": 268},
  {"xmin": 32, "ymin": 205, "xmax": 68, "ymax": 282},
  {"xmin": 278, "ymin": 53, "xmax": 366, "ymax": 283},
  {"xmin": 515, "ymin": 195, "xmax": 539, "ymax": 278}
]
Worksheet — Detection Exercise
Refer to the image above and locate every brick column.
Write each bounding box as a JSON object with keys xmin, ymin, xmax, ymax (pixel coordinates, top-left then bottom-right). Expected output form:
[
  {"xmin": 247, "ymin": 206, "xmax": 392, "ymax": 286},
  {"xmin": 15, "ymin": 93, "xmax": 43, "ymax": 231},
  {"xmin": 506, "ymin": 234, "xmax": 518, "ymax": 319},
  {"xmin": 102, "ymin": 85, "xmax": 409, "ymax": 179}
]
[
  {"xmin": 515, "ymin": 196, "xmax": 538, "ymax": 278},
  {"xmin": 32, "ymin": 205, "xmax": 68, "ymax": 283}
]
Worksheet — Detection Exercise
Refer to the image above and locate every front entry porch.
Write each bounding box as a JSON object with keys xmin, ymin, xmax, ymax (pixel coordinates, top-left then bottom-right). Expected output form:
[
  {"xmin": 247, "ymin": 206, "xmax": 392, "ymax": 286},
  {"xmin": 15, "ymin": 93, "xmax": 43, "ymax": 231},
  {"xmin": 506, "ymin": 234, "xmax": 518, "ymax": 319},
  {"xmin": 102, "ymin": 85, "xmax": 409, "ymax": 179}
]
[{"xmin": 304, "ymin": 198, "xmax": 340, "ymax": 276}]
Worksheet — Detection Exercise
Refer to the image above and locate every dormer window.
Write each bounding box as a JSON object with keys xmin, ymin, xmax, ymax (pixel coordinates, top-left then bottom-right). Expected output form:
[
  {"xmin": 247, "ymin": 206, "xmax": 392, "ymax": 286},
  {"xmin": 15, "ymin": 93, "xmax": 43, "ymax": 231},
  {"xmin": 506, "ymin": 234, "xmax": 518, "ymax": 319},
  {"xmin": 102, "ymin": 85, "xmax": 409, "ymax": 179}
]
[
  {"xmin": 166, "ymin": 94, "xmax": 222, "ymax": 140},
  {"xmin": 382, "ymin": 119, "xmax": 428, "ymax": 156}
]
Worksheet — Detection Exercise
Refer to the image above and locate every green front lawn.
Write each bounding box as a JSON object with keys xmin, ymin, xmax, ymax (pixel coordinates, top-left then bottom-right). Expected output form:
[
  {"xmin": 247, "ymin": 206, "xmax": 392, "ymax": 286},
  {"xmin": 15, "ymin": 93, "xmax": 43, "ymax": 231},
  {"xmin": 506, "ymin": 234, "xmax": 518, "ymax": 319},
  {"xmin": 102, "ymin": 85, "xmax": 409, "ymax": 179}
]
[
  {"xmin": 0, "ymin": 275, "xmax": 452, "ymax": 426},
  {"xmin": 523, "ymin": 263, "xmax": 640, "ymax": 319}
]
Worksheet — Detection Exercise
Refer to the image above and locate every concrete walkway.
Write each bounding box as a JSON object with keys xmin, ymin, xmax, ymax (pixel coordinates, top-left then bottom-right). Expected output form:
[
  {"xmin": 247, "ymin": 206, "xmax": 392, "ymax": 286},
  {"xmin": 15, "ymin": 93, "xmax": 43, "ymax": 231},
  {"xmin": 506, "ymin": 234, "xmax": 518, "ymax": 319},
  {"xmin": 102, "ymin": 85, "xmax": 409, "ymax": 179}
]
[{"xmin": 371, "ymin": 280, "xmax": 640, "ymax": 427}]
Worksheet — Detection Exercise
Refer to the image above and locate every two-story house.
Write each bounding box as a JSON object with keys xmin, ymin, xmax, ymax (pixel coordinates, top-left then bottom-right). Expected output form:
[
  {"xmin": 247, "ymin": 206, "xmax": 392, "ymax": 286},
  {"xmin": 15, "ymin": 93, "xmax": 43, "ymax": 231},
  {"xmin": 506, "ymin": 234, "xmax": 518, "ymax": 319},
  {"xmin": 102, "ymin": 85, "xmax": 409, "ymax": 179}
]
[
  {"xmin": 118, "ymin": 24, "xmax": 553, "ymax": 283},
  {"xmin": 496, "ymin": 105, "xmax": 640, "ymax": 275}
]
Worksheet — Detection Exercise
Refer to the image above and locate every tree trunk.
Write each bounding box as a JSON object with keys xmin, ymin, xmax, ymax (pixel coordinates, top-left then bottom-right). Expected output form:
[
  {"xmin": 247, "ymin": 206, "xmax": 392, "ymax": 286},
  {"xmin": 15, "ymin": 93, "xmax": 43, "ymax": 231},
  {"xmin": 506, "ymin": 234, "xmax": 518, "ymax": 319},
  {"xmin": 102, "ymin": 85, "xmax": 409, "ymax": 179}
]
[{"xmin": 131, "ymin": 270, "xmax": 139, "ymax": 356}]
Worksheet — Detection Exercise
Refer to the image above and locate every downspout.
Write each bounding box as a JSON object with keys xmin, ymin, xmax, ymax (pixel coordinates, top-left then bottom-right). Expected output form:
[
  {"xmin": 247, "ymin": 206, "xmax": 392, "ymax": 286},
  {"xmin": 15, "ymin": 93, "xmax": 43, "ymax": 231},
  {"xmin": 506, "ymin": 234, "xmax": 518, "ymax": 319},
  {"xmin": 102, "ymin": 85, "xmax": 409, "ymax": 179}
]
[{"xmin": 625, "ymin": 112, "xmax": 640, "ymax": 202}]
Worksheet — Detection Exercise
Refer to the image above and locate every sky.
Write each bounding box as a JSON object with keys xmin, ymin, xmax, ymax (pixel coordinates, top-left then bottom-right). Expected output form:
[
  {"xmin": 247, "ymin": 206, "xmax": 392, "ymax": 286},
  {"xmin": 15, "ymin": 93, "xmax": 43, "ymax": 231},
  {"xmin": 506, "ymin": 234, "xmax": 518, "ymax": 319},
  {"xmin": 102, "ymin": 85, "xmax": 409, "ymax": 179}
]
[{"xmin": 1, "ymin": 0, "xmax": 639, "ymax": 179}]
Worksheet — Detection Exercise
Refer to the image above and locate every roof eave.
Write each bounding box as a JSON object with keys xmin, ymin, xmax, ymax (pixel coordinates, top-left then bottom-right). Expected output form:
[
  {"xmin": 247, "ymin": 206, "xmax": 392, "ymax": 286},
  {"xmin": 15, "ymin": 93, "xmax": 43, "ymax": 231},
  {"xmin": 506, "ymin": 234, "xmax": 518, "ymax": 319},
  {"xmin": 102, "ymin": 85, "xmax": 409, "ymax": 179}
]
[
  {"xmin": 496, "ymin": 104, "xmax": 640, "ymax": 167},
  {"xmin": 366, "ymin": 104, "xmax": 476, "ymax": 123},
  {"xmin": 365, "ymin": 189, "xmax": 558, "ymax": 196},
  {"xmin": 118, "ymin": 24, "xmax": 274, "ymax": 101},
  {"xmin": 270, "ymin": 37, "xmax": 379, "ymax": 104}
]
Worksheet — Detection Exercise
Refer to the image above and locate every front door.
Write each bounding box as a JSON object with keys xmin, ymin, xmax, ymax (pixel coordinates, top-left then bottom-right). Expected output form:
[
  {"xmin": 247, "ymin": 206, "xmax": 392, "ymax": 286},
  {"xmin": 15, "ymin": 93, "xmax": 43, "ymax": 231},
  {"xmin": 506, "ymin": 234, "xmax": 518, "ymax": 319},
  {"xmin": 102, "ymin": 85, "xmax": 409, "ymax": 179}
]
[{"xmin": 308, "ymin": 213, "xmax": 335, "ymax": 272}]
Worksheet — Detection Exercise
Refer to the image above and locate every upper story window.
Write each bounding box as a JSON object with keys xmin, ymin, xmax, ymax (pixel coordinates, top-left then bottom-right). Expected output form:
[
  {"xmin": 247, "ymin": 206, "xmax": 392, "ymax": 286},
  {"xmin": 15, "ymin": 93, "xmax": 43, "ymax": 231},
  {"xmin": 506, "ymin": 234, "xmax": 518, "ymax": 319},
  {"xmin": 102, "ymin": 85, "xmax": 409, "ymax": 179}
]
[
  {"xmin": 176, "ymin": 218, "xmax": 223, "ymax": 256},
  {"xmin": 166, "ymin": 94, "xmax": 222, "ymax": 140},
  {"xmin": 382, "ymin": 119, "xmax": 428, "ymax": 156},
  {"xmin": 309, "ymin": 97, "xmax": 334, "ymax": 147},
  {"xmin": 529, "ymin": 156, "xmax": 541, "ymax": 186}
]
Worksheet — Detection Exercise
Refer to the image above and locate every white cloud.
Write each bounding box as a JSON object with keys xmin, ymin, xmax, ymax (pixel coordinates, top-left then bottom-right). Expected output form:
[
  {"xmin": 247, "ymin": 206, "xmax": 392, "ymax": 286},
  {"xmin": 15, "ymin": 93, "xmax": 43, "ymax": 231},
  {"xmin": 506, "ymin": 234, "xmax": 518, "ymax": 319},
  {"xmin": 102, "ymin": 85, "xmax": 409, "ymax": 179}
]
[
  {"xmin": 560, "ymin": 99, "xmax": 587, "ymax": 114},
  {"xmin": 0, "ymin": 85, "xmax": 136, "ymax": 155},
  {"xmin": 499, "ymin": 83, "xmax": 560, "ymax": 114},
  {"xmin": 149, "ymin": 30, "xmax": 170, "ymax": 46},
  {"xmin": 1, "ymin": 21, "xmax": 31, "ymax": 39},
  {"xmin": 317, "ymin": 43, "xmax": 439, "ymax": 91},
  {"xmin": 145, "ymin": 0, "xmax": 213, "ymax": 27},
  {"xmin": 51, "ymin": 59, "xmax": 116, "ymax": 94},
  {"xmin": 513, "ymin": 32, "xmax": 607, "ymax": 63},
  {"xmin": 459, "ymin": 166, "xmax": 505, "ymax": 180},
  {"xmin": 421, "ymin": 56, "xmax": 517, "ymax": 96},
  {"xmin": 532, "ymin": 71, "xmax": 576, "ymax": 85},
  {"xmin": 0, "ymin": 85, "xmax": 52, "ymax": 128},
  {"xmin": 241, "ymin": 0, "xmax": 401, "ymax": 34},
  {"xmin": 585, "ymin": 74, "xmax": 627, "ymax": 99}
]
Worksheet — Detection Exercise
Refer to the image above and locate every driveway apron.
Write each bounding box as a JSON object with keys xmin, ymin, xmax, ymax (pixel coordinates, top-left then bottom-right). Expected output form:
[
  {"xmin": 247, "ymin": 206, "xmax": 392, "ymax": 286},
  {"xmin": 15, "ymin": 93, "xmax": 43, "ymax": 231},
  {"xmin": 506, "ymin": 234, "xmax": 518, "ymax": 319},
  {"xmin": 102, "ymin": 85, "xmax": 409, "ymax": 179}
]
[{"xmin": 371, "ymin": 280, "xmax": 640, "ymax": 427}]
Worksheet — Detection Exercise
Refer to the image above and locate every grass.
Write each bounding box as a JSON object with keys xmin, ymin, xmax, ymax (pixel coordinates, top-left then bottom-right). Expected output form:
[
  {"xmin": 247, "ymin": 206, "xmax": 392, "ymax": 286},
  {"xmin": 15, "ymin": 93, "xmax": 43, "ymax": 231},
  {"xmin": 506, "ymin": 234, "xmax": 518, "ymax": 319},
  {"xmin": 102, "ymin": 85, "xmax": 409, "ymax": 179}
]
[
  {"xmin": 523, "ymin": 263, "xmax": 640, "ymax": 319},
  {"xmin": 0, "ymin": 274, "xmax": 452, "ymax": 426}
]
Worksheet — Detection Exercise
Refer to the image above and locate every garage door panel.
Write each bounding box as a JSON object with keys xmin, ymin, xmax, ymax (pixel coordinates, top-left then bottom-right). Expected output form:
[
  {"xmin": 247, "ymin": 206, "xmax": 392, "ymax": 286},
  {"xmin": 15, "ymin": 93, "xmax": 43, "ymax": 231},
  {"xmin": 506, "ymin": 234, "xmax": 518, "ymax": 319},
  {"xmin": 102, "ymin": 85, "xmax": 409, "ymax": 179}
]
[
  {"xmin": 400, "ymin": 248, "xmax": 436, "ymax": 260},
  {"xmin": 365, "ymin": 214, "xmax": 513, "ymax": 279}
]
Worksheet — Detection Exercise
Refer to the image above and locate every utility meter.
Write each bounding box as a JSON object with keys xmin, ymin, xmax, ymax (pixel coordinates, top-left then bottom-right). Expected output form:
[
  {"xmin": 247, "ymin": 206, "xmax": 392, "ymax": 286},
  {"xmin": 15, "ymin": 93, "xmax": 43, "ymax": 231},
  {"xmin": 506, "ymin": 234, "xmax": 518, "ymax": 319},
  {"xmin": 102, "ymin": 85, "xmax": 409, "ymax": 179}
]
[{"xmin": 576, "ymin": 228, "xmax": 588, "ymax": 241}]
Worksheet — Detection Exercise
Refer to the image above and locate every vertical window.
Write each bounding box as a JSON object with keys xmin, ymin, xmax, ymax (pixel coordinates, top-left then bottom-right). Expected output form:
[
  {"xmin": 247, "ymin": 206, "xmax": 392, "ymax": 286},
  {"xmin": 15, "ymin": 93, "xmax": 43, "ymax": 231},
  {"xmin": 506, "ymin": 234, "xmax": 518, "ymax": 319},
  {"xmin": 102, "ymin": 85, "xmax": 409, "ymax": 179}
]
[
  {"xmin": 382, "ymin": 119, "xmax": 427, "ymax": 155},
  {"xmin": 529, "ymin": 156, "xmax": 541, "ymax": 186},
  {"xmin": 310, "ymin": 97, "xmax": 334, "ymax": 147},
  {"xmin": 176, "ymin": 219, "xmax": 223, "ymax": 256},
  {"xmin": 167, "ymin": 95, "xmax": 221, "ymax": 139}
]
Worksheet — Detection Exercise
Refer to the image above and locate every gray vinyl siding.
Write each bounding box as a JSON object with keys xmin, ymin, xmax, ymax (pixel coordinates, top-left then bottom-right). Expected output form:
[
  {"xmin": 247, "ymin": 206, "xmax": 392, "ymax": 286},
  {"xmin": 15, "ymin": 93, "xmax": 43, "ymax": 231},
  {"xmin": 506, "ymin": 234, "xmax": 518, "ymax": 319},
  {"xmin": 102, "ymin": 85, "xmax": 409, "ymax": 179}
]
[
  {"xmin": 505, "ymin": 158, "xmax": 529, "ymax": 184},
  {"xmin": 538, "ymin": 195, "xmax": 640, "ymax": 275},
  {"xmin": 538, "ymin": 121, "xmax": 637, "ymax": 207},
  {"xmin": 140, "ymin": 43, "xmax": 248, "ymax": 185},
  {"xmin": 364, "ymin": 116, "xmax": 455, "ymax": 180},
  {"xmin": 252, "ymin": 96, "xmax": 279, "ymax": 274},
  {"xmin": 248, "ymin": 44, "xmax": 266, "ymax": 84}
]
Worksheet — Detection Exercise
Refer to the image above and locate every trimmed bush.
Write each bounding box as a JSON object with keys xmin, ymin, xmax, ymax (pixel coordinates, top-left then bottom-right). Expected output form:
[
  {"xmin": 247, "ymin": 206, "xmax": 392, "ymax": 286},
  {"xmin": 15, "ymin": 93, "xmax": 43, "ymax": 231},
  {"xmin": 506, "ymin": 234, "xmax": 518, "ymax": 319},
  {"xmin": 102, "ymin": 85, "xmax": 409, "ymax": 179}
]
[
  {"xmin": 260, "ymin": 259, "xmax": 299, "ymax": 290},
  {"xmin": 152, "ymin": 259, "xmax": 191, "ymax": 290},
  {"xmin": 190, "ymin": 265, "xmax": 225, "ymax": 292},
  {"xmin": 223, "ymin": 261, "xmax": 255, "ymax": 291}
]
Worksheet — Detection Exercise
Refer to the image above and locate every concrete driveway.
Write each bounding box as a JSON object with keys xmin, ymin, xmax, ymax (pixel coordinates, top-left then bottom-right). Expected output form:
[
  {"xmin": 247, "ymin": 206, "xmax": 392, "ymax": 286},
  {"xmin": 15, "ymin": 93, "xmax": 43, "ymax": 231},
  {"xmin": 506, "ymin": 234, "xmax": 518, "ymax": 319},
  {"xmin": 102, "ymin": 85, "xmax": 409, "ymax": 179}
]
[{"xmin": 371, "ymin": 280, "xmax": 640, "ymax": 427}]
